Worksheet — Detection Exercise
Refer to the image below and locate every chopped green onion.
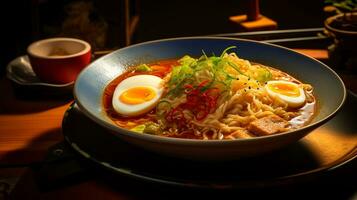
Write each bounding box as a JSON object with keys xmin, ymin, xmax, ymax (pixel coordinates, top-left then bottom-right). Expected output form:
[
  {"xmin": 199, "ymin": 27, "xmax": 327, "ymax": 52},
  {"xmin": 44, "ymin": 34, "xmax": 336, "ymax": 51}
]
[
  {"xmin": 144, "ymin": 122, "xmax": 161, "ymax": 134},
  {"xmin": 179, "ymin": 55, "xmax": 196, "ymax": 66},
  {"xmin": 220, "ymin": 46, "xmax": 237, "ymax": 58},
  {"xmin": 227, "ymin": 61, "xmax": 249, "ymax": 78},
  {"xmin": 156, "ymin": 100, "xmax": 172, "ymax": 117},
  {"xmin": 202, "ymin": 50, "xmax": 208, "ymax": 60},
  {"xmin": 136, "ymin": 64, "xmax": 152, "ymax": 72},
  {"xmin": 255, "ymin": 67, "xmax": 272, "ymax": 83},
  {"xmin": 130, "ymin": 124, "xmax": 146, "ymax": 133}
]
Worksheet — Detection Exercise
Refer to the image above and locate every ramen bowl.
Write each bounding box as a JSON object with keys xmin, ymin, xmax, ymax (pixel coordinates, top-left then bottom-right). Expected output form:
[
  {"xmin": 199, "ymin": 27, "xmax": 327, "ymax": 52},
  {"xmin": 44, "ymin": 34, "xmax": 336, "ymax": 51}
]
[{"xmin": 74, "ymin": 37, "xmax": 346, "ymax": 160}]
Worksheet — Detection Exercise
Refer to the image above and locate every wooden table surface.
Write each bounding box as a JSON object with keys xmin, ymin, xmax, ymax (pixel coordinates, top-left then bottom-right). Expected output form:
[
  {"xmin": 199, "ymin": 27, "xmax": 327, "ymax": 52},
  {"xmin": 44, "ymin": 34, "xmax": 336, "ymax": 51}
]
[
  {"xmin": 1, "ymin": 49, "xmax": 357, "ymax": 199},
  {"xmin": 0, "ymin": 78, "xmax": 72, "ymax": 164}
]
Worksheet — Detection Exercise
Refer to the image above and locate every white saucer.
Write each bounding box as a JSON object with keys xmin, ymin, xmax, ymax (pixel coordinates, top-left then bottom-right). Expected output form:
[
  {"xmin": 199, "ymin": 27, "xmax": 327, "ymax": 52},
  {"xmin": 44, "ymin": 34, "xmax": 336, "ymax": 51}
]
[{"xmin": 6, "ymin": 55, "xmax": 74, "ymax": 94}]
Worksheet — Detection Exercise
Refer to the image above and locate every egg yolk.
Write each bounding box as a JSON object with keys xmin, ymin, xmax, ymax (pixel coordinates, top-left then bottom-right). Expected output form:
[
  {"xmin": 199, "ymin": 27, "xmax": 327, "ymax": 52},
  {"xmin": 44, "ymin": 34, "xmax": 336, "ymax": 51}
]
[
  {"xmin": 119, "ymin": 86, "xmax": 156, "ymax": 105},
  {"xmin": 267, "ymin": 82, "xmax": 300, "ymax": 97}
]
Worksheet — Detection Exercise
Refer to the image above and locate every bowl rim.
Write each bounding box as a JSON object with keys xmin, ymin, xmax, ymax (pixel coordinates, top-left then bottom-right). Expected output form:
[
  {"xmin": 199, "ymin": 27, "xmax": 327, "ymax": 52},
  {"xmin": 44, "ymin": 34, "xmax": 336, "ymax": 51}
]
[
  {"xmin": 74, "ymin": 36, "xmax": 347, "ymax": 145},
  {"xmin": 324, "ymin": 13, "xmax": 357, "ymax": 36}
]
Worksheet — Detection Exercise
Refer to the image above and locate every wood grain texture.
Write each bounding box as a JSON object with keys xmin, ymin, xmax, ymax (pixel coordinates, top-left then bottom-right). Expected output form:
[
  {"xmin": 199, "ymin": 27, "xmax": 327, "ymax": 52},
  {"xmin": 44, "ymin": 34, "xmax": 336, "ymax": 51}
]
[{"xmin": 0, "ymin": 78, "xmax": 72, "ymax": 163}]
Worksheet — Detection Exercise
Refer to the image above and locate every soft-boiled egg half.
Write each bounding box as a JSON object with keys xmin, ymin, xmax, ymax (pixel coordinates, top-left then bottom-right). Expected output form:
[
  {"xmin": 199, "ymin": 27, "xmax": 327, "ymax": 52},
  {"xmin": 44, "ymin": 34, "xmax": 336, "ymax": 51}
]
[
  {"xmin": 265, "ymin": 80, "xmax": 306, "ymax": 108},
  {"xmin": 112, "ymin": 75, "xmax": 164, "ymax": 116}
]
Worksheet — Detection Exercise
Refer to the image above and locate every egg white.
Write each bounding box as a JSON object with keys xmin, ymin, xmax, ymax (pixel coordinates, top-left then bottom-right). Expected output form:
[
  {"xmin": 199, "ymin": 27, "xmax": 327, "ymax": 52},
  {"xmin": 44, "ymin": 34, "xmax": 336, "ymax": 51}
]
[
  {"xmin": 265, "ymin": 80, "xmax": 306, "ymax": 108},
  {"xmin": 112, "ymin": 75, "xmax": 164, "ymax": 116}
]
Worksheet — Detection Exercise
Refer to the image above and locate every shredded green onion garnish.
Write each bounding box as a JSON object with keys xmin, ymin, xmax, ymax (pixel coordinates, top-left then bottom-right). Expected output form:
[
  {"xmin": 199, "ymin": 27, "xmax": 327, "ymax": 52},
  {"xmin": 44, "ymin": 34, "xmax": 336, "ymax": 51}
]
[{"xmin": 157, "ymin": 46, "xmax": 272, "ymax": 123}]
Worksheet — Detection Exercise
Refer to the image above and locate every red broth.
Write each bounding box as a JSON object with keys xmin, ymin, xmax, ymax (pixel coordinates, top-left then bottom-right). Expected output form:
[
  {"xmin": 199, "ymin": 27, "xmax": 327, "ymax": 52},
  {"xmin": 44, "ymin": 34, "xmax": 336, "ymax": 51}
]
[{"xmin": 102, "ymin": 59, "xmax": 177, "ymax": 129}]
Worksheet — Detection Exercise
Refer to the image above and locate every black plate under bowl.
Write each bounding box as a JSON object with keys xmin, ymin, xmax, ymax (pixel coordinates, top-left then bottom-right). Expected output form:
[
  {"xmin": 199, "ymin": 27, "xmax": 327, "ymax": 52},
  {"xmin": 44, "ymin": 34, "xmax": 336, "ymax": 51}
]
[{"xmin": 62, "ymin": 92, "xmax": 357, "ymax": 189}]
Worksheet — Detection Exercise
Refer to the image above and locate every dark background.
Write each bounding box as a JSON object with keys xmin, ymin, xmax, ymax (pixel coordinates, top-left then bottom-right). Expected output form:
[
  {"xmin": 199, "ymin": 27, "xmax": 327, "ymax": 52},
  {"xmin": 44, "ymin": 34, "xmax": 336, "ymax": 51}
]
[{"xmin": 0, "ymin": 0, "xmax": 328, "ymax": 77}]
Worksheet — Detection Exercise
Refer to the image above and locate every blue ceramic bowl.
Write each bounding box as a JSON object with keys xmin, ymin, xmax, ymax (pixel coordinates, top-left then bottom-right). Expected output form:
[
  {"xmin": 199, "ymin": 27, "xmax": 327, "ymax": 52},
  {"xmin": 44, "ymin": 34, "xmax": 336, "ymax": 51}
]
[{"xmin": 74, "ymin": 37, "xmax": 346, "ymax": 160}]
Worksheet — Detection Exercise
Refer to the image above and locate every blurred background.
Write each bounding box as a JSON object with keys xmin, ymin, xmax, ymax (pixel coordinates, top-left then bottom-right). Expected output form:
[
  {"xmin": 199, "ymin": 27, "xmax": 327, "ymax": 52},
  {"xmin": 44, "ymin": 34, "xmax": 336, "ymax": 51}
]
[{"xmin": 1, "ymin": 0, "xmax": 328, "ymax": 77}]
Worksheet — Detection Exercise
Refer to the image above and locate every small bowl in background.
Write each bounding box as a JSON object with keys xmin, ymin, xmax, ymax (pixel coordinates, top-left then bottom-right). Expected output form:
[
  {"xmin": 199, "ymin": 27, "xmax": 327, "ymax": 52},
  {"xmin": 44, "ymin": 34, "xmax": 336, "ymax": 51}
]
[{"xmin": 27, "ymin": 37, "xmax": 91, "ymax": 84}]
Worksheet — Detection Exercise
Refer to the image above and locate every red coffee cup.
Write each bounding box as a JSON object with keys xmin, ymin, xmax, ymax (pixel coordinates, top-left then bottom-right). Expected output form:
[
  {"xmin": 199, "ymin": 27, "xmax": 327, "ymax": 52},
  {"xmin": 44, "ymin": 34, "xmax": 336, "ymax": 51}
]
[{"xmin": 27, "ymin": 37, "xmax": 91, "ymax": 84}]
